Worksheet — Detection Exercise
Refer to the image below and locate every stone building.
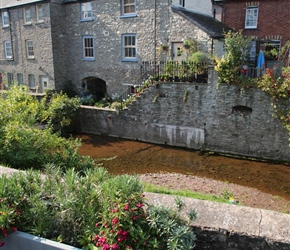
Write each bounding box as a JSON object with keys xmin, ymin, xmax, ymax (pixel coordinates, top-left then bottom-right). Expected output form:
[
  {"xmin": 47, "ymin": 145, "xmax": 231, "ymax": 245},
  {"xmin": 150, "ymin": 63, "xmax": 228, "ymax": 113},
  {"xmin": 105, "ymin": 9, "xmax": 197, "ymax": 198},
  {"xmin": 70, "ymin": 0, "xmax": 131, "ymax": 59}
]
[{"xmin": 0, "ymin": 0, "xmax": 229, "ymax": 98}]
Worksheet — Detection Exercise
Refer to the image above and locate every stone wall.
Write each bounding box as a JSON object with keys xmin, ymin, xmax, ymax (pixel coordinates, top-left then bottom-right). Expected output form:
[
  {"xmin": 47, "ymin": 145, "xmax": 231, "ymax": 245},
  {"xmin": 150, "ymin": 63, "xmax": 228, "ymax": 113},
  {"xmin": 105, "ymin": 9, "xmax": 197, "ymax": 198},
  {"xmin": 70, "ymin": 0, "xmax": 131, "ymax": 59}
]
[{"xmin": 76, "ymin": 67, "xmax": 290, "ymax": 162}]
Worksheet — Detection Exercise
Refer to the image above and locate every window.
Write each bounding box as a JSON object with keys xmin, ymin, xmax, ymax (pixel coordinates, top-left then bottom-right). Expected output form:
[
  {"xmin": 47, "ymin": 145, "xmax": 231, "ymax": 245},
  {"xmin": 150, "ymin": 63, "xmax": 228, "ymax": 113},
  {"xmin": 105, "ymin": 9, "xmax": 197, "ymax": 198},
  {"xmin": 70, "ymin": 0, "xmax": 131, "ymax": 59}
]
[
  {"xmin": 249, "ymin": 41, "xmax": 256, "ymax": 62},
  {"xmin": 7, "ymin": 73, "xmax": 13, "ymax": 85},
  {"xmin": 82, "ymin": 36, "xmax": 94, "ymax": 60},
  {"xmin": 122, "ymin": 34, "xmax": 137, "ymax": 61},
  {"xmin": 4, "ymin": 40, "xmax": 12, "ymax": 59},
  {"xmin": 26, "ymin": 40, "xmax": 35, "ymax": 59},
  {"xmin": 245, "ymin": 6, "xmax": 258, "ymax": 29},
  {"xmin": 121, "ymin": 0, "xmax": 136, "ymax": 16},
  {"xmin": 2, "ymin": 11, "xmax": 9, "ymax": 27},
  {"xmin": 81, "ymin": 2, "xmax": 93, "ymax": 21},
  {"xmin": 17, "ymin": 73, "xmax": 23, "ymax": 85},
  {"xmin": 28, "ymin": 74, "xmax": 35, "ymax": 88},
  {"xmin": 36, "ymin": 4, "xmax": 44, "ymax": 22},
  {"xmin": 179, "ymin": 0, "xmax": 185, "ymax": 7},
  {"xmin": 24, "ymin": 7, "xmax": 32, "ymax": 24}
]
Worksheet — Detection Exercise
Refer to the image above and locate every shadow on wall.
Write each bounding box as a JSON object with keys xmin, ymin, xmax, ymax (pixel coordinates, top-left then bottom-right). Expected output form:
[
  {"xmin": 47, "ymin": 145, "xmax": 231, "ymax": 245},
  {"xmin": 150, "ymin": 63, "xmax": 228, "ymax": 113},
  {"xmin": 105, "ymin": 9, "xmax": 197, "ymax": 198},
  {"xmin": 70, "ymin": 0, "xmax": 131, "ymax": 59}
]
[{"xmin": 81, "ymin": 77, "xmax": 107, "ymax": 102}]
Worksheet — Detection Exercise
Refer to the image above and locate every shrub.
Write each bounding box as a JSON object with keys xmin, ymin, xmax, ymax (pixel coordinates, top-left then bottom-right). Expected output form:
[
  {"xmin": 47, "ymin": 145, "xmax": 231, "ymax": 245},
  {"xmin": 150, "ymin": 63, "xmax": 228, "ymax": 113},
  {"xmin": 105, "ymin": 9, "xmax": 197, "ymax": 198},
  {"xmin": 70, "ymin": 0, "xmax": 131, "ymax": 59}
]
[
  {"xmin": 0, "ymin": 168, "xmax": 197, "ymax": 249},
  {"xmin": 0, "ymin": 84, "xmax": 91, "ymax": 171}
]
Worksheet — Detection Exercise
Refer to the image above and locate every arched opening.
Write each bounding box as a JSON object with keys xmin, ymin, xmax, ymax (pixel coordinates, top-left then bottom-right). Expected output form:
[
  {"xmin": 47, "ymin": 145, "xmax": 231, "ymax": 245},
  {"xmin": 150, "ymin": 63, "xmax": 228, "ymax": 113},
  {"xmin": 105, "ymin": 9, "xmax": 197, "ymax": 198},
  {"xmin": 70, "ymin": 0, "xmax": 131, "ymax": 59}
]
[{"xmin": 81, "ymin": 77, "xmax": 107, "ymax": 102}]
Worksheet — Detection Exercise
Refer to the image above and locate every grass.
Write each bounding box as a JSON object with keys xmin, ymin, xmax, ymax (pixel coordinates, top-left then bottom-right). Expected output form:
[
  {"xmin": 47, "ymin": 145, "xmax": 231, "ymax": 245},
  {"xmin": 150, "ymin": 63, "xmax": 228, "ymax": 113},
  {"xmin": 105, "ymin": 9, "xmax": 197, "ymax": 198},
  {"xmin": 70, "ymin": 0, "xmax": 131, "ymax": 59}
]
[{"xmin": 143, "ymin": 182, "xmax": 229, "ymax": 203}]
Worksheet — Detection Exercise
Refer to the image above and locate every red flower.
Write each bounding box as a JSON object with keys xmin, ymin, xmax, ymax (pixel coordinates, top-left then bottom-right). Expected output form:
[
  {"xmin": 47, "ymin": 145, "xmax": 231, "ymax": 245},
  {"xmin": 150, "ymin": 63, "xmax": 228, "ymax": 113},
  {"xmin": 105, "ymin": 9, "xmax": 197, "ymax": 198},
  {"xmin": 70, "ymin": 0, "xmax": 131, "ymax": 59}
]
[
  {"xmin": 0, "ymin": 242, "xmax": 4, "ymax": 247},
  {"xmin": 112, "ymin": 218, "xmax": 119, "ymax": 225},
  {"xmin": 98, "ymin": 237, "xmax": 106, "ymax": 244},
  {"xmin": 102, "ymin": 244, "xmax": 110, "ymax": 250},
  {"xmin": 124, "ymin": 204, "xmax": 129, "ymax": 211},
  {"xmin": 132, "ymin": 215, "xmax": 138, "ymax": 220},
  {"xmin": 136, "ymin": 203, "xmax": 143, "ymax": 208},
  {"xmin": 112, "ymin": 243, "xmax": 118, "ymax": 250}
]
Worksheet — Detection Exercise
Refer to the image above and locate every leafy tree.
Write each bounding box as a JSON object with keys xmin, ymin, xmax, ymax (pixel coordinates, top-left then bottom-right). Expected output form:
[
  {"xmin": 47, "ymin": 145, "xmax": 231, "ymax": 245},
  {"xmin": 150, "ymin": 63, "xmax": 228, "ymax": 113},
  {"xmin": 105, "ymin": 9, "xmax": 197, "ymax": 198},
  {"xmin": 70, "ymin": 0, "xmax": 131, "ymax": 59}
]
[{"xmin": 0, "ymin": 84, "xmax": 93, "ymax": 170}]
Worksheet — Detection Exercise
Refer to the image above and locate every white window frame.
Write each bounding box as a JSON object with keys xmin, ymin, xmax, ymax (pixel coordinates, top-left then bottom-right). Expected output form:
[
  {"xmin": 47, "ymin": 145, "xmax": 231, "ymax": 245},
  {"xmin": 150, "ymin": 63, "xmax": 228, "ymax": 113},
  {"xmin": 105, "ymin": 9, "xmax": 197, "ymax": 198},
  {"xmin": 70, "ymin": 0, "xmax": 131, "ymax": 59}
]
[
  {"xmin": 28, "ymin": 74, "xmax": 36, "ymax": 89},
  {"xmin": 4, "ymin": 40, "xmax": 12, "ymax": 59},
  {"xmin": 26, "ymin": 40, "xmax": 35, "ymax": 59},
  {"xmin": 82, "ymin": 36, "xmax": 94, "ymax": 60},
  {"xmin": 245, "ymin": 6, "xmax": 258, "ymax": 29},
  {"xmin": 81, "ymin": 2, "xmax": 93, "ymax": 21},
  {"xmin": 17, "ymin": 73, "xmax": 23, "ymax": 85},
  {"xmin": 2, "ymin": 11, "xmax": 9, "ymax": 27},
  {"xmin": 36, "ymin": 4, "xmax": 44, "ymax": 22},
  {"xmin": 122, "ymin": 34, "xmax": 137, "ymax": 62},
  {"xmin": 24, "ymin": 7, "xmax": 32, "ymax": 24},
  {"xmin": 121, "ymin": 0, "xmax": 136, "ymax": 17}
]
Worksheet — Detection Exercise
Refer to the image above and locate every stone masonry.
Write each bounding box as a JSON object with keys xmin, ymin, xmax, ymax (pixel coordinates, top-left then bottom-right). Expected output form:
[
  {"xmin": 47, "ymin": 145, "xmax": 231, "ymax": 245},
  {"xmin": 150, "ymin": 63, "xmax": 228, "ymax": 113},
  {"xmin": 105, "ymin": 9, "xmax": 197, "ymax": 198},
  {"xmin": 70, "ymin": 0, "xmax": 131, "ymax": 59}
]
[
  {"xmin": 1, "ymin": 0, "xmax": 225, "ymax": 97},
  {"xmin": 76, "ymin": 67, "xmax": 290, "ymax": 162}
]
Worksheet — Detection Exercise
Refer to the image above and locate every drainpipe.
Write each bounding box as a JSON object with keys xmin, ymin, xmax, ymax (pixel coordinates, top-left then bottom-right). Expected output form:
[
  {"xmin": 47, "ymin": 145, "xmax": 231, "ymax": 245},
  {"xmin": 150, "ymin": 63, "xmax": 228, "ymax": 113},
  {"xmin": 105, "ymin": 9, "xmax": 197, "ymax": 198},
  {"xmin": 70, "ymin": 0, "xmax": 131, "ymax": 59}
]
[
  {"xmin": 8, "ymin": 9, "xmax": 14, "ymax": 62},
  {"xmin": 154, "ymin": 0, "xmax": 157, "ymax": 66}
]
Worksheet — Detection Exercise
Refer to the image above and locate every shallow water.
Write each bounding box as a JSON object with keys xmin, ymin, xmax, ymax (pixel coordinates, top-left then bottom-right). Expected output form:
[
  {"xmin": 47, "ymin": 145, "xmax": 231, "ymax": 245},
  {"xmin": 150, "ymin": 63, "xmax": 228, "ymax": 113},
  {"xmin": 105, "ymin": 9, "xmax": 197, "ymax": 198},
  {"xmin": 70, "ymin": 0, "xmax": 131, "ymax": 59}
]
[{"xmin": 75, "ymin": 133, "xmax": 290, "ymax": 201}]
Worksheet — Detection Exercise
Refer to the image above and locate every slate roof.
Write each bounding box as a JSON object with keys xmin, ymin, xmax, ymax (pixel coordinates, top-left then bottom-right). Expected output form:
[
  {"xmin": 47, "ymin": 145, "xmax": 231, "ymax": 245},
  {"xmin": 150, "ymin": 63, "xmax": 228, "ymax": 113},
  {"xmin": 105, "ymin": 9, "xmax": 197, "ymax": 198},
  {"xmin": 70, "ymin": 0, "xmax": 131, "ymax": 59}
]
[
  {"xmin": 171, "ymin": 5, "xmax": 231, "ymax": 39},
  {"xmin": 0, "ymin": 0, "xmax": 46, "ymax": 9}
]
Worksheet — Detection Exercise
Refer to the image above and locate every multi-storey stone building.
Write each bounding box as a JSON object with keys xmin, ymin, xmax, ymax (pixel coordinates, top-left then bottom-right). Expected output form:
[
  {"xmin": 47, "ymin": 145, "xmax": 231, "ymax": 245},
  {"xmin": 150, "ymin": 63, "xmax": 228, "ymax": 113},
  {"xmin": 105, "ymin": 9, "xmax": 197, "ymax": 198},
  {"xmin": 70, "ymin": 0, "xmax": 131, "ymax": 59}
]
[{"xmin": 0, "ymin": 0, "xmax": 229, "ymax": 98}]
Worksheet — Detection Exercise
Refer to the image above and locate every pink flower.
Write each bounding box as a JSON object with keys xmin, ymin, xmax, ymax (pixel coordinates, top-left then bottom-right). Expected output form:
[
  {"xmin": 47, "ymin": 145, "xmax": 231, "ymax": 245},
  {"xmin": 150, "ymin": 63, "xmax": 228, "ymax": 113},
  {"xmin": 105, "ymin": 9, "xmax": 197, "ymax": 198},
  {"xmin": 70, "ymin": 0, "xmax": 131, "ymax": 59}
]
[
  {"xmin": 0, "ymin": 242, "xmax": 4, "ymax": 247},
  {"xmin": 98, "ymin": 237, "xmax": 106, "ymax": 244},
  {"xmin": 112, "ymin": 243, "xmax": 118, "ymax": 250},
  {"xmin": 124, "ymin": 204, "xmax": 129, "ymax": 211},
  {"xmin": 102, "ymin": 244, "xmax": 110, "ymax": 250},
  {"xmin": 136, "ymin": 203, "xmax": 143, "ymax": 208},
  {"xmin": 112, "ymin": 218, "xmax": 119, "ymax": 225}
]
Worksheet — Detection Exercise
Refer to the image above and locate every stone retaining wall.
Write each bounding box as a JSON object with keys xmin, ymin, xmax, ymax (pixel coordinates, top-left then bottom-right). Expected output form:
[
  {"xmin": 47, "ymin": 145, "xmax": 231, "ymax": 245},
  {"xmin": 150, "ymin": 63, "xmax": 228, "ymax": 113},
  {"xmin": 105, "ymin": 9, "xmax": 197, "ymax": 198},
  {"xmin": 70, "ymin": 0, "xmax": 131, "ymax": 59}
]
[{"xmin": 76, "ymin": 68, "xmax": 290, "ymax": 162}]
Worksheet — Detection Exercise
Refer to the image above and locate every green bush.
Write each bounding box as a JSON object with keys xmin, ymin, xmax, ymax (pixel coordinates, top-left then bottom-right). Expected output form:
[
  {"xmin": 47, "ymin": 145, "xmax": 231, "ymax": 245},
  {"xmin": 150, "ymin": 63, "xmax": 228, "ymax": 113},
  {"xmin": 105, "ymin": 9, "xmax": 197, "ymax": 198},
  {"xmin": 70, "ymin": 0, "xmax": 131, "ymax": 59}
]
[{"xmin": 0, "ymin": 84, "xmax": 91, "ymax": 171}]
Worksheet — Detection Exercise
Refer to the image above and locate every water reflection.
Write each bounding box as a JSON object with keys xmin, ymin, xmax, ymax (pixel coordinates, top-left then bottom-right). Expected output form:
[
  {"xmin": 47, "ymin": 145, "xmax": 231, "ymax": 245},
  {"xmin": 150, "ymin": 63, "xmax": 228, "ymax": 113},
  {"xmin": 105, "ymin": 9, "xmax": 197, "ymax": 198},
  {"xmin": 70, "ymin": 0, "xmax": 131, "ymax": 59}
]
[{"xmin": 75, "ymin": 133, "xmax": 290, "ymax": 201}]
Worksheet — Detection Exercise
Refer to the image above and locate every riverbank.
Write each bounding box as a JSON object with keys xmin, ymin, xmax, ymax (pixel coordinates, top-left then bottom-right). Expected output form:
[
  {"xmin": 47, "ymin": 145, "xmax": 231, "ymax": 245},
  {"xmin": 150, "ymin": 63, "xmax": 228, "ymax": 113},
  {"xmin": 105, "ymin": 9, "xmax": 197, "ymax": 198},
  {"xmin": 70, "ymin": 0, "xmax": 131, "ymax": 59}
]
[{"xmin": 140, "ymin": 173, "xmax": 290, "ymax": 214}]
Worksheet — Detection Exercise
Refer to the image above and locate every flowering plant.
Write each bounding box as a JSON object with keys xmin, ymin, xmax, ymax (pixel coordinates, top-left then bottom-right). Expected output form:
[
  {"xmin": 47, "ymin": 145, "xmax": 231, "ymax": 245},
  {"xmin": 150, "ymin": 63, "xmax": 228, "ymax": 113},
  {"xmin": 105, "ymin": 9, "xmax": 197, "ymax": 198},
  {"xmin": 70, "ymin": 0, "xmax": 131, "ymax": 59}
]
[
  {"xmin": 94, "ymin": 193, "xmax": 154, "ymax": 249},
  {"xmin": 93, "ymin": 192, "xmax": 197, "ymax": 250}
]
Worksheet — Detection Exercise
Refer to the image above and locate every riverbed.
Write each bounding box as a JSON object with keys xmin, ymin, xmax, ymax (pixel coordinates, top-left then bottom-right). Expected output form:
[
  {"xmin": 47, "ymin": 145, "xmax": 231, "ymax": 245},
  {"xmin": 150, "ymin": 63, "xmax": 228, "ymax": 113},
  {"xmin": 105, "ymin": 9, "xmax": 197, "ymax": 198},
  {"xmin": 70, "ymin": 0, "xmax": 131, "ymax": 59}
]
[{"xmin": 75, "ymin": 133, "xmax": 290, "ymax": 201}]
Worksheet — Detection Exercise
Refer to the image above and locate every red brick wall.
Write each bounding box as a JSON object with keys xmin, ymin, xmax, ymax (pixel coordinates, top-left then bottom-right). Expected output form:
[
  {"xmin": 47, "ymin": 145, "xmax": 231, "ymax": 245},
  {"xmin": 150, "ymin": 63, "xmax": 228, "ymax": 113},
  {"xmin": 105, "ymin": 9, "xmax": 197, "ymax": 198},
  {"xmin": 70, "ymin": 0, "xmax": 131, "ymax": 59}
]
[{"xmin": 223, "ymin": 0, "xmax": 290, "ymax": 45}]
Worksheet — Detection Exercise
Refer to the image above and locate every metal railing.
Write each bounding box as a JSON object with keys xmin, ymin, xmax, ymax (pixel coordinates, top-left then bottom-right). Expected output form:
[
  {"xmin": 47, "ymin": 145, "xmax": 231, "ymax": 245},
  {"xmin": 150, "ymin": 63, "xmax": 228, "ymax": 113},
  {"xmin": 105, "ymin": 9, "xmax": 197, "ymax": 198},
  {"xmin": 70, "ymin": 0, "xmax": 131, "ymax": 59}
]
[{"xmin": 118, "ymin": 60, "xmax": 209, "ymax": 105}]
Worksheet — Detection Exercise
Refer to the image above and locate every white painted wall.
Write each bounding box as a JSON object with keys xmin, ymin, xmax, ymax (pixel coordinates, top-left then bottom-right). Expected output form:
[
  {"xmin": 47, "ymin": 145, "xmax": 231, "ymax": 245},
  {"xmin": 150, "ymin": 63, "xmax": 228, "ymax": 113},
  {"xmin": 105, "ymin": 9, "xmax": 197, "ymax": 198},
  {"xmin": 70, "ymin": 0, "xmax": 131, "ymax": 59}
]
[{"xmin": 171, "ymin": 0, "xmax": 213, "ymax": 16}]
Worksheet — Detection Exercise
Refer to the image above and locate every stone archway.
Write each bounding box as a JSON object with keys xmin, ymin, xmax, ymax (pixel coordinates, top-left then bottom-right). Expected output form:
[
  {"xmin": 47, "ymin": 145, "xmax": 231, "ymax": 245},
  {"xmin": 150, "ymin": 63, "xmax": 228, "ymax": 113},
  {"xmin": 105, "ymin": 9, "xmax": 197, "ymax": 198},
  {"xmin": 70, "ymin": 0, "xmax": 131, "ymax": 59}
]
[{"xmin": 81, "ymin": 77, "xmax": 107, "ymax": 102}]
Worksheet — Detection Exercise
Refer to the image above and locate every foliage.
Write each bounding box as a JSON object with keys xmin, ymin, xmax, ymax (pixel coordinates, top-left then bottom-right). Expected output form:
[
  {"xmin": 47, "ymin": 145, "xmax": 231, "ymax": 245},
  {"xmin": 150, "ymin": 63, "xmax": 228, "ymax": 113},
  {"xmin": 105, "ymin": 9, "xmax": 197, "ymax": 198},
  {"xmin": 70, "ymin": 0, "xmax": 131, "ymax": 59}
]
[
  {"xmin": 0, "ymin": 168, "xmax": 197, "ymax": 249},
  {"xmin": 81, "ymin": 95, "xmax": 95, "ymax": 106},
  {"xmin": 183, "ymin": 38, "xmax": 198, "ymax": 55},
  {"xmin": 0, "ymin": 84, "xmax": 91, "ymax": 170},
  {"xmin": 94, "ymin": 182, "xmax": 196, "ymax": 250},
  {"xmin": 189, "ymin": 52, "xmax": 208, "ymax": 74},
  {"xmin": 40, "ymin": 90, "xmax": 81, "ymax": 128},
  {"xmin": 214, "ymin": 30, "xmax": 252, "ymax": 84},
  {"xmin": 257, "ymin": 67, "xmax": 290, "ymax": 137}
]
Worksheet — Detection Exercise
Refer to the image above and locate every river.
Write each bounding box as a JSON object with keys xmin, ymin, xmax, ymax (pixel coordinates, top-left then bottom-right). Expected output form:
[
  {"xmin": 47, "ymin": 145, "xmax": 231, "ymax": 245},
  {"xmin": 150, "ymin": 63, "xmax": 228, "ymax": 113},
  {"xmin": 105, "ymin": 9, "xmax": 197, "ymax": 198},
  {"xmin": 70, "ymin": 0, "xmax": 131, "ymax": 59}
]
[{"xmin": 75, "ymin": 133, "xmax": 290, "ymax": 201}]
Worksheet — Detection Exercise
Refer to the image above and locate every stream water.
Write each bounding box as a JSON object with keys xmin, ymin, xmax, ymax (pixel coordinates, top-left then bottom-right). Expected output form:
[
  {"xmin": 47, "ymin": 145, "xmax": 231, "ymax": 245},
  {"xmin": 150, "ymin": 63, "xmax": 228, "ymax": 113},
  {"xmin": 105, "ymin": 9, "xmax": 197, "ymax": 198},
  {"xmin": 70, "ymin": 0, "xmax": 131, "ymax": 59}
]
[{"xmin": 75, "ymin": 133, "xmax": 290, "ymax": 201}]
